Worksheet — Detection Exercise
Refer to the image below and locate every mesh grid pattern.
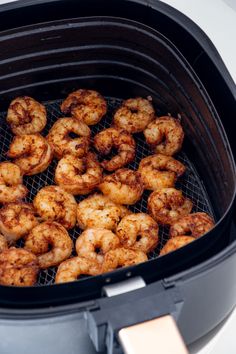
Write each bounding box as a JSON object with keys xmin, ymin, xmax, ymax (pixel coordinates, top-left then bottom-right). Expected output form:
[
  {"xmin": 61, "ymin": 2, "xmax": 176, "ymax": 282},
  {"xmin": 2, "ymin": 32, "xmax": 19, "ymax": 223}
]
[{"xmin": 0, "ymin": 98, "xmax": 214, "ymax": 286}]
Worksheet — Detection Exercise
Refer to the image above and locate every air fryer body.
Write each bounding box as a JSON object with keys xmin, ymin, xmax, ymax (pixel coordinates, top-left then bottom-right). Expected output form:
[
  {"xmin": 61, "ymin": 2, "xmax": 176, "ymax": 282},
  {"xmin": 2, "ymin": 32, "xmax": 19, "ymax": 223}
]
[{"xmin": 0, "ymin": 1, "xmax": 235, "ymax": 354}]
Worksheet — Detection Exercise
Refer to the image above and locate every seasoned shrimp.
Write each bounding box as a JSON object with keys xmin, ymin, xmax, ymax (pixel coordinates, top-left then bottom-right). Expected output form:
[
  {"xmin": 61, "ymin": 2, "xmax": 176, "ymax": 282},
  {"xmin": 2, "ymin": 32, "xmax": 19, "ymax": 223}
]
[
  {"xmin": 0, "ymin": 202, "xmax": 38, "ymax": 243},
  {"xmin": 47, "ymin": 117, "xmax": 91, "ymax": 159},
  {"xmin": 0, "ymin": 162, "xmax": 28, "ymax": 203},
  {"xmin": 144, "ymin": 116, "xmax": 184, "ymax": 156},
  {"xmin": 0, "ymin": 235, "xmax": 8, "ymax": 253},
  {"xmin": 55, "ymin": 256, "xmax": 101, "ymax": 284},
  {"xmin": 113, "ymin": 97, "xmax": 155, "ymax": 133},
  {"xmin": 0, "ymin": 247, "xmax": 39, "ymax": 286},
  {"xmin": 102, "ymin": 247, "xmax": 148, "ymax": 273},
  {"xmin": 61, "ymin": 89, "xmax": 107, "ymax": 125},
  {"xmin": 148, "ymin": 188, "xmax": 193, "ymax": 225},
  {"xmin": 160, "ymin": 236, "xmax": 195, "ymax": 256},
  {"xmin": 6, "ymin": 96, "xmax": 47, "ymax": 135},
  {"xmin": 33, "ymin": 186, "xmax": 77, "ymax": 229},
  {"xmin": 138, "ymin": 154, "xmax": 186, "ymax": 190},
  {"xmin": 25, "ymin": 221, "xmax": 73, "ymax": 268},
  {"xmin": 77, "ymin": 193, "xmax": 130, "ymax": 230},
  {"xmin": 55, "ymin": 153, "xmax": 102, "ymax": 195},
  {"xmin": 170, "ymin": 212, "xmax": 215, "ymax": 238},
  {"xmin": 116, "ymin": 213, "xmax": 159, "ymax": 253},
  {"xmin": 7, "ymin": 134, "xmax": 53, "ymax": 175},
  {"xmin": 99, "ymin": 168, "xmax": 144, "ymax": 205},
  {"xmin": 94, "ymin": 127, "xmax": 136, "ymax": 171},
  {"xmin": 75, "ymin": 228, "xmax": 120, "ymax": 264}
]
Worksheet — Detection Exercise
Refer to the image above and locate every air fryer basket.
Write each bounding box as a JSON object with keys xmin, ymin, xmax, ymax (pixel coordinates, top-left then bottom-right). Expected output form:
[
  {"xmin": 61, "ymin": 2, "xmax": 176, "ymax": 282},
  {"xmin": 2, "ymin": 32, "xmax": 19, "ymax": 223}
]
[{"xmin": 0, "ymin": 16, "xmax": 234, "ymax": 306}]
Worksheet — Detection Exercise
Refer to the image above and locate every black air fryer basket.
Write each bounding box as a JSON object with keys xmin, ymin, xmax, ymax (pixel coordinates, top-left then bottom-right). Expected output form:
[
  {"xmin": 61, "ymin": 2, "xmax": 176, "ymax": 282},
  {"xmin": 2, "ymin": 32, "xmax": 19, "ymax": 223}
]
[{"xmin": 0, "ymin": 1, "xmax": 235, "ymax": 354}]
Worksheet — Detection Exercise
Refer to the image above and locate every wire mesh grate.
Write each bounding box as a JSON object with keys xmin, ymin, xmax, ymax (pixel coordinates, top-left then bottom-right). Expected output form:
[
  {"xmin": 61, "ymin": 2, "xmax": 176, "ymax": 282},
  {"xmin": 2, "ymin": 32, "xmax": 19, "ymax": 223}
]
[{"xmin": 0, "ymin": 98, "xmax": 214, "ymax": 286}]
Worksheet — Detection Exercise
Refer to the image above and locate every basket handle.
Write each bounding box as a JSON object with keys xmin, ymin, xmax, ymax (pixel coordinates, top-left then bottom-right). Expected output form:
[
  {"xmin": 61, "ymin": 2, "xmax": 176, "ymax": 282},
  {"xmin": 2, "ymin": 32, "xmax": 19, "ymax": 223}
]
[{"xmin": 119, "ymin": 315, "xmax": 189, "ymax": 354}]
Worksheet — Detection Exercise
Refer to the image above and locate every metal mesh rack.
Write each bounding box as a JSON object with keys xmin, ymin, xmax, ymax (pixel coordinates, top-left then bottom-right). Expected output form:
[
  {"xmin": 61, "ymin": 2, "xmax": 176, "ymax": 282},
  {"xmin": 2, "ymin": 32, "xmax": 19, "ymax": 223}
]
[{"xmin": 0, "ymin": 97, "xmax": 214, "ymax": 286}]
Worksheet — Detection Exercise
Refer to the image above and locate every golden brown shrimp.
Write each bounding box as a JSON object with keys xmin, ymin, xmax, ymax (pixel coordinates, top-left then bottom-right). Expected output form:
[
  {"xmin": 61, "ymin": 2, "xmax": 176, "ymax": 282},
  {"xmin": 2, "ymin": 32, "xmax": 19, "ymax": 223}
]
[
  {"xmin": 61, "ymin": 89, "xmax": 107, "ymax": 125},
  {"xmin": 94, "ymin": 127, "xmax": 136, "ymax": 171},
  {"xmin": 0, "ymin": 202, "xmax": 38, "ymax": 243},
  {"xmin": 116, "ymin": 213, "xmax": 159, "ymax": 253},
  {"xmin": 99, "ymin": 168, "xmax": 144, "ymax": 205},
  {"xmin": 0, "ymin": 162, "xmax": 28, "ymax": 203},
  {"xmin": 144, "ymin": 116, "xmax": 184, "ymax": 156},
  {"xmin": 138, "ymin": 154, "xmax": 186, "ymax": 190},
  {"xmin": 102, "ymin": 247, "xmax": 148, "ymax": 273},
  {"xmin": 0, "ymin": 247, "xmax": 39, "ymax": 286},
  {"xmin": 77, "ymin": 193, "xmax": 130, "ymax": 230},
  {"xmin": 6, "ymin": 96, "xmax": 47, "ymax": 135},
  {"xmin": 47, "ymin": 117, "xmax": 91, "ymax": 159},
  {"xmin": 160, "ymin": 236, "xmax": 195, "ymax": 256},
  {"xmin": 148, "ymin": 188, "xmax": 193, "ymax": 225},
  {"xmin": 170, "ymin": 212, "xmax": 215, "ymax": 238},
  {"xmin": 33, "ymin": 186, "xmax": 77, "ymax": 229},
  {"xmin": 75, "ymin": 228, "xmax": 120, "ymax": 264},
  {"xmin": 0, "ymin": 235, "xmax": 8, "ymax": 253},
  {"xmin": 113, "ymin": 97, "xmax": 155, "ymax": 133},
  {"xmin": 55, "ymin": 256, "xmax": 101, "ymax": 284},
  {"xmin": 55, "ymin": 153, "xmax": 102, "ymax": 195},
  {"xmin": 7, "ymin": 134, "xmax": 53, "ymax": 175},
  {"xmin": 25, "ymin": 221, "xmax": 73, "ymax": 268}
]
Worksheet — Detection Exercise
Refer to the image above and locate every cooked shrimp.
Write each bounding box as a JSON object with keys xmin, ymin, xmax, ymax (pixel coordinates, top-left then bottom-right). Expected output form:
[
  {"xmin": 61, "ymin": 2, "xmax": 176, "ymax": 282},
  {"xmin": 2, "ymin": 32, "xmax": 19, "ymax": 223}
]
[
  {"xmin": 148, "ymin": 188, "xmax": 193, "ymax": 225},
  {"xmin": 0, "ymin": 162, "xmax": 28, "ymax": 203},
  {"xmin": 7, "ymin": 134, "xmax": 53, "ymax": 175},
  {"xmin": 77, "ymin": 193, "xmax": 130, "ymax": 230},
  {"xmin": 61, "ymin": 89, "xmax": 107, "ymax": 125},
  {"xmin": 116, "ymin": 213, "xmax": 159, "ymax": 253},
  {"xmin": 0, "ymin": 235, "xmax": 8, "ymax": 253},
  {"xmin": 33, "ymin": 186, "xmax": 77, "ymax": 229},
  {"xmin": 47, "ymin": 117, "xmax": 91, "ymax": 159},
  {"xmin": 138, "ymin": 154, "xmax": 186, "ymax": 190},
  {"xmin": 170, "ymin": 212, "xmax": 215, "ymax": 238},
  {"xmin": 160, "ymin": 236, "xmax": 195, "ymax": 256},
  {"xmin": 144, "ymin": 116, "xmax": 184, "ymax": 156},
  {"xmin": 99, "ymin": 168, "xmax": 144, "ymax": 205},
  {"xmin": 6, "ymin": 96, "xmax": 47, "ymax": 135},
  {"xmin": 55, "ymin": 256, "xmax": 101, "ymax": 284},
  {"xmin": 25, "ymin": 221, "xmax": 73, "ymax": 268},
  {"xmin": 0, "ymin": 202, "xmax": 38, "ymax": 243},
  {"xmin": 55, "ymin": 153, "xmax": 102, "ymax": 195},
  {"xmin": 0, "ymin": 247, "xmax": 39, "ymax": 286},
  {"xmin": 75, "ymin": 228, "xmax": 120, "ymax": 264},
  {"xmin": 102, "ymin": 247, "xmax": 148, "ymax": 273},
  {"xmin": 94, "ymin": 127, "xmax": 136, "ymax": 171},
  {"xmin": 113, "ymin": 97, "xmax": 155, "ymax": 133}
]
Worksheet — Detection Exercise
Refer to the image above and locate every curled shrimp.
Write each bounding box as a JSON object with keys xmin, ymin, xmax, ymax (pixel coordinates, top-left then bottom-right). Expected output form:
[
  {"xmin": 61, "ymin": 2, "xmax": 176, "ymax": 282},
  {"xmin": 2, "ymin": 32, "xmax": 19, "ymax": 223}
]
[
  {"xmin": 55, "ymin": 256, "xmax": 101, "ymax": 284},
  {"xmin": 0, "ymin": 235, "xmax": 8, "ymax": 253},
  {"xmin": 99, "ymin": 168, "xmax": 144, "ymax": 205},
  {"xmin": 0, "ymin": 247, "xmax": 39, "ymax": 286},
  {"xmin": 25, "ymin": 221, "xmax": 73, "ymax": 268},
  {"xmin": 148, "ymin": 188, "xmax": 193, "ymax": 225},
  {"xmin": 6, "ymin": 96, "xmax": 47, "ymax": 135},
  {"xmin": 75, "ymin": 228, "xmax": 120, "ymax": 264},
  {"xmin": 7, "ymin": 134, "xmax": 53, "ymax": 175},
  {"xmin": 102, "ymin": 247, "xmax": 148, "ymax": 273},
  {"xmin": 47, "ymin": 117, "xmax": 91, "ymax": 159},
  {"xmin": 0, "ymin": 162, "xmax": 28, "ymax": 203},
  {"xmin": 160, "ymin": 236, "xmax": 195, "ymax": 256},
  {"xmin": 77, "ymin": 193, "xmax": 130, "ymax": 230},
  {"xmin": 94, "ymin": 127, "xmax": 136, "ymax": 171},
  {"xmin": 113, "ymin": 97, "xmax": 155, "ymax": 133},
  {"xmin": 170, "ymin": 212, "xmax": 215, "ymax": 238},
  {"xmin": 0, "ymin": 202, "xmax": 38, "ymax": 243},
  {"xmin": 61, "ymin": 89, "xmax": 107, "ymax": 125},
  {"xmin": 55, "ymin": 153, "xmax": 102, "ymax": 195},
  {"xmin": 116, "ymin": 213, "xmax": 159, "ymax": 253},
  {"xmin": 144, "ymin": 116, "xmax": 184, "ymax": 156},
  {"xmin": 138, "ymin": 154, "xmax": 186, "ymax": 190},
  {"xmin": 33, "ymin": 186, "xmax": 77, "ymax": 229}
]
